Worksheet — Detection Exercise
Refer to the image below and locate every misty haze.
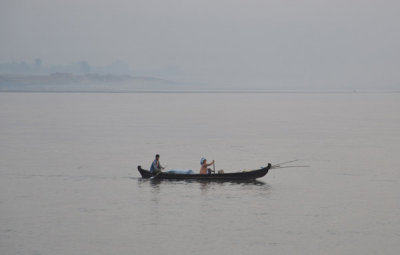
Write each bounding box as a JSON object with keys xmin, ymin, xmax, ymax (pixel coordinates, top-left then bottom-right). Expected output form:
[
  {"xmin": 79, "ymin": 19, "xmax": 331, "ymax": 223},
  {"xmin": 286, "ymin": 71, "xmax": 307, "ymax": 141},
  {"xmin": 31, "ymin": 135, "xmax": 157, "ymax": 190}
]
[
  {"xmin": 1, "ymin": 0, "xmax": 399, "ymax": 91},
  {"xmin": 1, "ymin": 1, "xmax": 400, "ymax": 255}
]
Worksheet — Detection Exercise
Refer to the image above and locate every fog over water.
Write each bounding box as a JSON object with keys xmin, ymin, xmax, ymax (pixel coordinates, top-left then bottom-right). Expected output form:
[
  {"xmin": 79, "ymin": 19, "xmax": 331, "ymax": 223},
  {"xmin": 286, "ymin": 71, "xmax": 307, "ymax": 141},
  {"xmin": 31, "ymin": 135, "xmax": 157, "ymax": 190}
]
[
  {"xmin": 1, "ymin": 1, "xmax": 400, "ymax": 254},
  {"xmin": 1, "ymin": 0, "xmax": 400, "ymax": 89},
  {"xmin": 0, "ymin": 92, "xmax": 399, "ymax": 254}
]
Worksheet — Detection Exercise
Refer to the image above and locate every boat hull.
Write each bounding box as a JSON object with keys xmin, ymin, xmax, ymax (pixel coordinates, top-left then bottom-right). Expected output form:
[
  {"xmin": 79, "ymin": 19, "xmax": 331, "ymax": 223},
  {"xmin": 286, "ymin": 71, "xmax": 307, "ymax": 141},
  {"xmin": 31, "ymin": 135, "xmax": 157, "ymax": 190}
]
[{"xmin": 137, "ymin": 163, "xmax": 271, "ymax": 180}]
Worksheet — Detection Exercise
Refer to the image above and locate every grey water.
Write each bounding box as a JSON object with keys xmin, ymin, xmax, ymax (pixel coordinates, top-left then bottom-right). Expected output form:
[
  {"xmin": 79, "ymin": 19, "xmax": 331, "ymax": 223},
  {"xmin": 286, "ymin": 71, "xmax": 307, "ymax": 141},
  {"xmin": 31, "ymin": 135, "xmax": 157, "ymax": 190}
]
[{"xmin": 1, "ymin": 92, "xmax": 400, "ymax": 255}]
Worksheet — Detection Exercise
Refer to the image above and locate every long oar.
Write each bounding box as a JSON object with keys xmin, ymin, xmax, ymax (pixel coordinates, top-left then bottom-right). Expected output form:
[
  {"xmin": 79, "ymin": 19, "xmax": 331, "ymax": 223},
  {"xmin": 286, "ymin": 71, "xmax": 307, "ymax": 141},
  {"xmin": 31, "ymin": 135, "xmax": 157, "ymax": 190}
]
[
  {"xmin": 150, "ymin": 171, "xmax": 161, "ymax": 179},
  {"xmin": 150, "ymin": 164, "xmax": 167, "ymax": 179}
]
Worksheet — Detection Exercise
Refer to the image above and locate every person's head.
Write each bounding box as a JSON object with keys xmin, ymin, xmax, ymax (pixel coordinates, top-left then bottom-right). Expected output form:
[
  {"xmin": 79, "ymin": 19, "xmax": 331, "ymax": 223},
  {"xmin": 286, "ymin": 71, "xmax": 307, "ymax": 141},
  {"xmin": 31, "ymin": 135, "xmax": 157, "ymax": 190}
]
[
  {"xmin": 200, "ymin": 158, "xmax": 206, "ymax": 165},
  {"xmin": 155, "ymin": 154, "xmax": 160, "ymax": 159}
]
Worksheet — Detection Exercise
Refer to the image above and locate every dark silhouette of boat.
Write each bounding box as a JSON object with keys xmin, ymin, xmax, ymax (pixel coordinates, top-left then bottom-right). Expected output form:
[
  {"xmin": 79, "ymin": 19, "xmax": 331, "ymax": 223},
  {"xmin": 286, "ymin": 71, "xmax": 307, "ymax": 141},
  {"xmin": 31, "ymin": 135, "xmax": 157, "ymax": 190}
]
[{"xmin": 137, "ymin": 163, "xmax": 271, "ymax": 180}]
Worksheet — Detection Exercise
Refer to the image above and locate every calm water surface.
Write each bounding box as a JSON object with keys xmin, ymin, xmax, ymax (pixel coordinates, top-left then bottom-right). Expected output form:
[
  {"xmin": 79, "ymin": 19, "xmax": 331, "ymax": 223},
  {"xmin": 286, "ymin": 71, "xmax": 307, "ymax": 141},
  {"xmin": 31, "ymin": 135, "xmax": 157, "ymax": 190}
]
[{"xmin": 0, "ymin": 92, "xmax": 399, "ymax": 254}]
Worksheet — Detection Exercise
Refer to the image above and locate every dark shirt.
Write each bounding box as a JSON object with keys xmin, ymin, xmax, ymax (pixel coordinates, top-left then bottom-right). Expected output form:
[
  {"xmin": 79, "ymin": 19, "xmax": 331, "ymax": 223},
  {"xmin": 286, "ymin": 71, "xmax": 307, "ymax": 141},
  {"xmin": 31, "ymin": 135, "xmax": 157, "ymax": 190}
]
[{"xmin": 150, "ymin": 159, "xmax": 161, "ymax": 173}]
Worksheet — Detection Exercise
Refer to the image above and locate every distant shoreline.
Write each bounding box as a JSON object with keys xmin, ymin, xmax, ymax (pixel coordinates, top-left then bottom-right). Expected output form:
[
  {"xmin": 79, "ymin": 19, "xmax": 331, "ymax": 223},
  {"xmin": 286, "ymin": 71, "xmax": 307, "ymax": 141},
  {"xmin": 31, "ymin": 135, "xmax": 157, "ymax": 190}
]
[
  {"xmin": 1, "ymin": 89, "xmax": 399, "ymax": 94},
  {"xmin": 1, "ymin": 73, "xmax": 399, "ymax": 94}
]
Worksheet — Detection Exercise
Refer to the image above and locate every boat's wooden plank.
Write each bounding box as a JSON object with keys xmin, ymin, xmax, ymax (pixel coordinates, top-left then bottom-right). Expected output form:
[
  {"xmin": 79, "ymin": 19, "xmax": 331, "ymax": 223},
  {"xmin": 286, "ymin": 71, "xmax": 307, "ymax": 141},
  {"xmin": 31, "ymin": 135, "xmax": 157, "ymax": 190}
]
[{"xmin": 137, "ymin": 163, "xmax": 271, "ymax": 180}]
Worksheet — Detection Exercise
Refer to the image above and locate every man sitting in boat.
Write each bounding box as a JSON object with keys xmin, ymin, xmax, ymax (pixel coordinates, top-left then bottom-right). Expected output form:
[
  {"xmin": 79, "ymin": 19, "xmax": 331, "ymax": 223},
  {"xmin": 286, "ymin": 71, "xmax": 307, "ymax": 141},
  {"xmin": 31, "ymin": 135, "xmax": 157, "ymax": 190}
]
[
  {"xmin": 200, "ymin": 158, "xmax": 215, "ymax": 174},
  {"xmin": 150, "ymin": 154, "xmax": 164, "ymax": 174}
]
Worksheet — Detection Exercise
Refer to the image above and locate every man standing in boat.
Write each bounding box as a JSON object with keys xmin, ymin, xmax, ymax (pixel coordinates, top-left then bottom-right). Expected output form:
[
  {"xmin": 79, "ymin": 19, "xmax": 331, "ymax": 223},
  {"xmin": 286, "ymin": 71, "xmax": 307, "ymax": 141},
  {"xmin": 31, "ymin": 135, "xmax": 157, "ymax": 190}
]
[
  {"xmin": 150, "ymin": 154, "xmax": 164, "ymax": 174},
  {"xmin": 200, "ymin": 158, "xmax": 215, "ymax": 174}
]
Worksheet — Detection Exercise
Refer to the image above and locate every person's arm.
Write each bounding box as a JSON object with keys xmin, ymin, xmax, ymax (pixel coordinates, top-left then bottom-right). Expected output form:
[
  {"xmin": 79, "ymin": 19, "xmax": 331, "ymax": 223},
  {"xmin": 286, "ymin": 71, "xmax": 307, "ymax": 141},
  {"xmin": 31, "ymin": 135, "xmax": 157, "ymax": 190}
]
[{"xmin": 206, "ymin": 160, "xmax": 215, "ymax": 167}]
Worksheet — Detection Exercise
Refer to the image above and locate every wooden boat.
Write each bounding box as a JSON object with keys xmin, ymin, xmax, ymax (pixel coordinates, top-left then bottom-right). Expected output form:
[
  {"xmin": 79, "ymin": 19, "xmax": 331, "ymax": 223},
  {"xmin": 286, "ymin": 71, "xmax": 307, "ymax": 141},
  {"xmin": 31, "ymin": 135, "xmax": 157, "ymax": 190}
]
[{"xmin": 137, "ymin": 163, "xmax": 271, "ymax": 180}]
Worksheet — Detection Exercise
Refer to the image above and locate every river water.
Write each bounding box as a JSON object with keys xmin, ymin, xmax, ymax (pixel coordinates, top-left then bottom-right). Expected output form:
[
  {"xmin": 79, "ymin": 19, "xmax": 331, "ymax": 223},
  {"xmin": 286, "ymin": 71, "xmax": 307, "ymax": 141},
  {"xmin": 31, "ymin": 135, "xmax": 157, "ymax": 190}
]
[{"xmin": 1, "ymin": 92, "xmax": 399, "ymax": 254}]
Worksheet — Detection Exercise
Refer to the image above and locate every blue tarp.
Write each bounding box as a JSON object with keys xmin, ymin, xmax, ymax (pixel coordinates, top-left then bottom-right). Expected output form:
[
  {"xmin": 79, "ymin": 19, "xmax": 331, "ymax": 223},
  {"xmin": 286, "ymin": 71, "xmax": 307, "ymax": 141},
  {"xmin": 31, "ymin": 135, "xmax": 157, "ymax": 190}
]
[{"xmin": 167, "ymin": 170, "xmax": 194, "ymax": 174}]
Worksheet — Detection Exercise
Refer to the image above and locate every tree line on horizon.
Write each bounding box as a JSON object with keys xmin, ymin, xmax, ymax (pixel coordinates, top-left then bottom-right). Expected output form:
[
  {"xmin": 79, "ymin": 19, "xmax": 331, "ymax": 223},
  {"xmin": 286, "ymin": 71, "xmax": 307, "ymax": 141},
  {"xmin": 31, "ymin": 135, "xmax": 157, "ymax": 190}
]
[{"xmin": 0, "ymin": 59, "xmax": 132, "ymax": 76}]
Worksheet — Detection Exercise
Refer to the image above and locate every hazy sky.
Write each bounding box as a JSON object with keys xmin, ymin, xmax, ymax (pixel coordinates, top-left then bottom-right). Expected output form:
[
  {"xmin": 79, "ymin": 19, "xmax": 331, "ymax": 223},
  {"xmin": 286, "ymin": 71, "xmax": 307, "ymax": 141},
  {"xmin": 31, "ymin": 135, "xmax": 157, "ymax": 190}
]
[{"xmin": 1, "ymin": 0, "xmax": 399, "ymax": 88}]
